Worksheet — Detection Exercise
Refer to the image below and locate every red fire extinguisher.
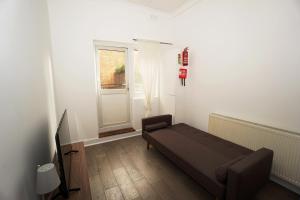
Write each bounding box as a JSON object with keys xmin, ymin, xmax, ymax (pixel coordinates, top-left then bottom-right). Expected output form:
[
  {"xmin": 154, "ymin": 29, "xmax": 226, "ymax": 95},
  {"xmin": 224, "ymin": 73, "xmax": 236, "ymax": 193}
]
[
  {"xmin": 179, "ymin": 68, "xmax": 187, "ymax": 86},
  {"xmin": 182, "ymin": 47, "xmax": 189, "ymax": 66},
  {"xmin": 178, "ymin": 47, "xmax": 189, "ymax": 86}
]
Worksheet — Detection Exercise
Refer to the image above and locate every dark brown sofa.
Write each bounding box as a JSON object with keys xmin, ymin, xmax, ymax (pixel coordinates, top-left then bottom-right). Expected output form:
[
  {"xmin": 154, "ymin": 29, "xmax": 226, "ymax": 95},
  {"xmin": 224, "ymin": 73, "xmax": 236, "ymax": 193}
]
[{"xmin": 142, "ymin": 114, "xmax": 273, "ymax": 200}]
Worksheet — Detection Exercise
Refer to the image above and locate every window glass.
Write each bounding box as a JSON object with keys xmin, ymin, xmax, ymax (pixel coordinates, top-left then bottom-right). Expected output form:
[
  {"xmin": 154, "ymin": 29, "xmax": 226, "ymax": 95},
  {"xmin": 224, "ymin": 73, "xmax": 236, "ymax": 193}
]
[
  {"xmin": 134, "ymin": 50, "xmax": 144, "ymax": 93},
  {"xmin": 99, "ymin": 49, "xmax": 126, "ymax": 89}
]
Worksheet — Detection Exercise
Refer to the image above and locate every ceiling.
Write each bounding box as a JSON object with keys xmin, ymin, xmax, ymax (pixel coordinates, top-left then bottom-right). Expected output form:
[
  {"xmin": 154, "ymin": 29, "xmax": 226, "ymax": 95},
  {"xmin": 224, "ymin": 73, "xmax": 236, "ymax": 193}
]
[{"xmin": 128, "ymin": 0, "xmax": 194, "ymax": 13}]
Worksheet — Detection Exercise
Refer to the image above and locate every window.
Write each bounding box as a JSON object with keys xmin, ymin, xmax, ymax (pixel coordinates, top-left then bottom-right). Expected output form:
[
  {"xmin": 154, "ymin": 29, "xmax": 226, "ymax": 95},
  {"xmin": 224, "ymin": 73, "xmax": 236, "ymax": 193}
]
[
  {"xmin": 133, "ymin": 49, "xmax": 159, "ymax": 98},
  {"xmin": 134, "ymin": 50, "xmax": 144, "ymax": 94},
  {"xmin": 99, "ymin": 49, "xmax": 126, "ymax": 89}
]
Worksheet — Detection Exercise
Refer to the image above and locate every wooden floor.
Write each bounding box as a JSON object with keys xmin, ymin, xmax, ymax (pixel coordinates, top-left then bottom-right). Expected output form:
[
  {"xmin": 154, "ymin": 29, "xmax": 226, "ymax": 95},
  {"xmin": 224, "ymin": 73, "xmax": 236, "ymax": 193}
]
[{"xmin": 85, "ymin": 136, "xmax": 299, "ymax": 200}]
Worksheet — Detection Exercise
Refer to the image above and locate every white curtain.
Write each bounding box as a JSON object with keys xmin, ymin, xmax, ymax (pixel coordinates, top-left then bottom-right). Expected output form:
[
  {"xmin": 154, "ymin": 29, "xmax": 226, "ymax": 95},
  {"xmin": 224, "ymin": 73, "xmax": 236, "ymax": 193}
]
[{"xmin": 137, "ymin": 41, "xmax": 161, "ymax": 117}]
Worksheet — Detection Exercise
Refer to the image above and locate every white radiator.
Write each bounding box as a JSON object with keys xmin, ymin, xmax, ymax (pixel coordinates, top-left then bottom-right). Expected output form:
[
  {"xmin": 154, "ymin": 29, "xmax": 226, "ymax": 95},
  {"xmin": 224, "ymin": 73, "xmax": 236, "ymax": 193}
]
[{"xmin": 208, "ymin": 113, "xmax": 300, "ymax": 187}]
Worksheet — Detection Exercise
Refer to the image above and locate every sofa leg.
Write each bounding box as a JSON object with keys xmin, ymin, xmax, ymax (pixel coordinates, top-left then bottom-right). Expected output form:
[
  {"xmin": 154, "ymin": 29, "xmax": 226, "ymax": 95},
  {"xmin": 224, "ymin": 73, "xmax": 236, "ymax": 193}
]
[{"xmin": 147, "ymin": 142, "xmax": 150, "ymax": 150}]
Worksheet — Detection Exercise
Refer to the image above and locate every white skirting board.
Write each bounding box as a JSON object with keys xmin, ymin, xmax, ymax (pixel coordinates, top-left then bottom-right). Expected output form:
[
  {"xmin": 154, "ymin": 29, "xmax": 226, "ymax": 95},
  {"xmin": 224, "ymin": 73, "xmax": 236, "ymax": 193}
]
[
  {"xmin": 271, "ymin": 175, "xmax": 300, "ymax": 195},
  {"xmin": 84, "ymin": 130, "xmax": 142, "ymax": 147}
]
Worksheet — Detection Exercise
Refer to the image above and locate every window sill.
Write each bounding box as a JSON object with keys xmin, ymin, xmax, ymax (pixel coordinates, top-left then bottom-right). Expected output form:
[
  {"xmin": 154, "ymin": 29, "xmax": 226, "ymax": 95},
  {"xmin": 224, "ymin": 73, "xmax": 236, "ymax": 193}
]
[
  {"xmin": 132, "ymin": 95, "xmax": 144, "ymax": 100},
  {"xmin": 132, "ymin": 95, "xmax": 159, "ymax": 100}
]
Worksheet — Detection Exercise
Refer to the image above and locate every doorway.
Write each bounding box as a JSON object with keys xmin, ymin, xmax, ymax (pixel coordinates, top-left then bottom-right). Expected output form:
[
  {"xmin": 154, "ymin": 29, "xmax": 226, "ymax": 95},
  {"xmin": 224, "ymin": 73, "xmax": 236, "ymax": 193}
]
[{"xmin": 96, "ymin": 46, "xmax": 132, "ymax": 135}]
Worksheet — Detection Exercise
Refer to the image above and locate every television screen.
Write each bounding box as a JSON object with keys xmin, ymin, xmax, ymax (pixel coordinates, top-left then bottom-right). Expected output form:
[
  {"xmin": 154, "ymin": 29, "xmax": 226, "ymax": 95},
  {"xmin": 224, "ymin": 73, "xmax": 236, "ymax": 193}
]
[{"xmin": 55, "ymin": 110, "xmax": 72, "ymax": 197}]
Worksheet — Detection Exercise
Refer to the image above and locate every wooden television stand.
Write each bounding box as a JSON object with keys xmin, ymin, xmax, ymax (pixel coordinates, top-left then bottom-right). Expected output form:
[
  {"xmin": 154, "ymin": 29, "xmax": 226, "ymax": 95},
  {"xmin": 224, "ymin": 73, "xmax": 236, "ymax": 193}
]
[{"xmin": 47, "ymin": 142, "xmax": 91, "ymax": 200}]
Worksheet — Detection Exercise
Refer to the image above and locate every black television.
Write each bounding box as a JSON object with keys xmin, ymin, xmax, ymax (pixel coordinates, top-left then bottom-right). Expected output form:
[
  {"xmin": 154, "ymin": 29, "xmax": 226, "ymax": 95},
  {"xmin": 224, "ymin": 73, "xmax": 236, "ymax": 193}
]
[{"xmin": 54, "ymin": 110, "xmax": 80, "ymax": 199}]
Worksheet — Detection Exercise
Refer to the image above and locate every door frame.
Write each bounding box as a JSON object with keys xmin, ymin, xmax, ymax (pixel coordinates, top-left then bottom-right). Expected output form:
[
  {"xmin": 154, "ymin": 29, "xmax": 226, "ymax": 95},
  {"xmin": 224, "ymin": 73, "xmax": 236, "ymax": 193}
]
[{"xmin": 94, "ymin": 41, "xmax": 134, "ymax": 132}]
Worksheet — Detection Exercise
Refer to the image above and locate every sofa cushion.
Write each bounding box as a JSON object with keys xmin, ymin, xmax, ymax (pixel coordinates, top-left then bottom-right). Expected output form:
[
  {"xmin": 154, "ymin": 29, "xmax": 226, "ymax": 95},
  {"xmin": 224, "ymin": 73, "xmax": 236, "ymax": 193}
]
[
  {"xmin": 215, "ymin": 155, "xmax": 245, "ymax": 183},
  {"xmin": 146, "ymin": 128, "xmax": 227, "ymax": 198},
  {"xmin": 144, "ymin": 124, "xmax": 254, "ymax": 199},
  {"xmin": 169, "ymin": 123, "xmax": 252, "ymax": 159},
  {"xmin": 145, "ymin": 122, "xmax": 168, "ymax": 132}
]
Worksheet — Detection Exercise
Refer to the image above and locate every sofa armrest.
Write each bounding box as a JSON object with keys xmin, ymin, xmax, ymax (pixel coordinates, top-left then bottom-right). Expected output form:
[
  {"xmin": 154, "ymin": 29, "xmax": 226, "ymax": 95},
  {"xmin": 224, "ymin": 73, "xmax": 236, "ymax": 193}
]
[
  {"xmin": 142, "ymin": 114, "xmax": 172, "ymax": 132},
  {"xmin": 226, "ymin": 148, "xmax": 273, "ymax": 200}
]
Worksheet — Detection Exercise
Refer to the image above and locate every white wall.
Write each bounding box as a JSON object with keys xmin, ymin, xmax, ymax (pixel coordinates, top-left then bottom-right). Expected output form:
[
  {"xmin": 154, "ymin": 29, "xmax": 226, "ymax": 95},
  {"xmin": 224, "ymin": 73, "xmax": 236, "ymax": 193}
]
[
  {"xmin": 160, "ymin": 46, "xmax": 184, "ymax": 124},
  {"xmin": 47, "ymin": 0, "xmax": 173, "ymax": 141},
  {"xmin": 0, "ymin": 0, "xmax": 56, "ymax": 199},
  {"xmin": 173, "ymin": 0, "xmax": 300, "ymax": 133}
]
